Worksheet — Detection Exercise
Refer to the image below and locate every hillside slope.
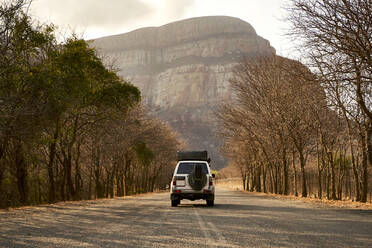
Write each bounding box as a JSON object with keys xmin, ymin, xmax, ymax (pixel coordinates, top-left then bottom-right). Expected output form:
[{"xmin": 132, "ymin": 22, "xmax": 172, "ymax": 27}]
[{"xmin": 91, "ymin": 16, "xmax": 275, "ymax": 169}]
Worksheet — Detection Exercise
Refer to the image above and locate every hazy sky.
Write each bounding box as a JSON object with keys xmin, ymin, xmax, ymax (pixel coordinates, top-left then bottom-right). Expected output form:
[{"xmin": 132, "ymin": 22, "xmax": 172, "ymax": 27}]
[{"xmin": 28, "ymin": 0, "xmax": 294, "ymax": 56}]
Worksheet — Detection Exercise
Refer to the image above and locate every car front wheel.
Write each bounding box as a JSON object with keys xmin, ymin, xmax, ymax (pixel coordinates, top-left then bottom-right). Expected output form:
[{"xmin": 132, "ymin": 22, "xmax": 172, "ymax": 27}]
[
  {"xmin": 171, "ymin": 199, "xmax": 178, "ymax": 207},
  {"xmin": 206, "ymin": 199, "xmax": 214, "ymax": 206}
]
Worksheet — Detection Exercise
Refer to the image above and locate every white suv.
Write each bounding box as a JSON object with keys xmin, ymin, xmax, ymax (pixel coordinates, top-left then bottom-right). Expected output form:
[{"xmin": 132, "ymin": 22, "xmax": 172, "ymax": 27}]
[{"xmin": 170, "ymin": 159, "xmax": 215, "ymax": 207}]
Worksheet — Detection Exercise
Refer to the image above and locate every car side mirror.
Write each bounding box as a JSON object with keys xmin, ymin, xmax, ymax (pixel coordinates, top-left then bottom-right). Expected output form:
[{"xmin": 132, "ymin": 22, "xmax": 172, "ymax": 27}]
[{"xmin": 212, "ymin": 173, "xmax": 215, "ymax": 178}]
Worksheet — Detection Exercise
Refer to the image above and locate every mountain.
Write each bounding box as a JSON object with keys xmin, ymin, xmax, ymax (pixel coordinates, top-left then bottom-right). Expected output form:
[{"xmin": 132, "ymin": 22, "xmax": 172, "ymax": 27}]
[{"xmin": 91, "ymin": 16, "xmax": 275, "ymax": 169}]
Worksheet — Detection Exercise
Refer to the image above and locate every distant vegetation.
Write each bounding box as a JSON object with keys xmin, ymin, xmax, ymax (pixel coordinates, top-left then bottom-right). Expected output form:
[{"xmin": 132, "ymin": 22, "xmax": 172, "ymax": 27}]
[
  {"xmin": 217, "ymin": 0, "xmax": 371, "ymax": 203},
  {"xmin": 0, "ymin": 0, "xmax": 181, "ymax": 208}
]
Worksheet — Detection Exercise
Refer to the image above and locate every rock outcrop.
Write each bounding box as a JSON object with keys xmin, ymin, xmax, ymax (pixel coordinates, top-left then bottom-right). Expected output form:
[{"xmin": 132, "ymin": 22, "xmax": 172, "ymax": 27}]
[{"xmin": 91, "ymin": 16, "xmax": 275, "ymax": 169}]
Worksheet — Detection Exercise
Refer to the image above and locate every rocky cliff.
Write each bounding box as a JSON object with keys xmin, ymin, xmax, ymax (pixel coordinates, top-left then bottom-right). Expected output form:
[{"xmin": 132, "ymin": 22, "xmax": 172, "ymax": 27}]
[{"xmin": 91, "ymin": 16, "xmax": 275, "ymax": 169}]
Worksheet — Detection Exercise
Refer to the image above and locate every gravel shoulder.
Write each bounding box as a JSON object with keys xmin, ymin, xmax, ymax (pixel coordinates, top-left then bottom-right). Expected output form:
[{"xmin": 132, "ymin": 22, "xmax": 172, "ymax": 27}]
[{"xmin": 217, "ymin": 179, "xmax": 372, "ymax": 210}]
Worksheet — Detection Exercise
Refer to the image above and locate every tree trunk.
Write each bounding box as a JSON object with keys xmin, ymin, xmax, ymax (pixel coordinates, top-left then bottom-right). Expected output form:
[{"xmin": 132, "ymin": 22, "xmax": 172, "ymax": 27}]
[
  {"xmin": 256, "ymin": 164, "xmax": 262, "ymax": 192},
  {"xmin": 326, "ymin": 161, "xmax": 330, "ymax": 200},
  {"xmin": 367, "ymin": 122, "xmax": 372, "ymax": 169},
  {"xmin": 60, "ymin": 165, "xmax": 66, "ymax": 201},
  {"xmin": 262, "ymin": 164, "xmax": 267, "ymax": 193},
  {"xmin": 337, "ymin": 152, "xmax": 346, "ymax": 200},
  {"xmin": 240, "ymin": 167, "xmax": 247, "ymax": 191},
  {"xmin": 0, "ymin": 162, "xmax": 4, "ymax": 202},
  {"xmin": 345, "ymin": 164, "xmax": 351, "ymax": 200},
  {"xmin": 358, "ymin": 123, "xmax": 369, "ymax": 203},
  {"xmin": 328, "ymin": 152, "xmax": 337, "ymax": 200},
  {"xmin": 317, "ymin": 151, "xmax": 324, "ymax": 199},
  {"xmin": 15, "ymin": 143, "xmax": 27, "ymax": 205},
  {"xmin": 317, "ymin": 143, "xmax": 323, "ymax": 199},
  {"xmin": 74, "ymin": 151, "xmax": 83, "ymax": 200},
  {"xmin": 349, "ymin": 135, "xmax": 361, "ymax": 201},
  {"xmin": 270, "ymin": 166, "xmax": 277, "ymax": 194},
  {"xmin": 292, "ymin": 150, "xmax": 298, "ymax": 196},
  {"xmin": 0, "ymin": 142, "xmax": 5, "ymax": 201},
  {"xmin": 299, "ymin": 151, "xmax": 307, "ymax": 197},
  {"xmin": 360, "ymin": 145, "xmax": 369, "ymax": 203},
  {"xmin": 88, "ymin": 168, "xmax": 92, "ymax": 200},
  {"xmin": 283, "ymin": 150, "xmax": 289, "ymax": 195},
  {"xmin": 276, "ymin": 164, "xmax": 282, "ymax": 194},
  {"xmin": 249, "ymin": 165, "xmax": 254, "ymax": 191},
  {"xmin": 124, "ymin": 151, "xmax": 131, "ymax": 196},
  {"xmin": 94, "ymin": 147, "xmax": 104, "ymax": 199},
  {"xmin": 116, "ymin": 166, "xmax": 124, "ymax": 197},
  {"xmin": 65, "ymin": 153, "xmax": 75, "ymax": 200},
  {"xmin": 269, "ymin": 167, "xmax": 274, "ymax": 193},
  {"xmin": 47, "ymin": 119, "xmax": 60, "ymax": 203}
]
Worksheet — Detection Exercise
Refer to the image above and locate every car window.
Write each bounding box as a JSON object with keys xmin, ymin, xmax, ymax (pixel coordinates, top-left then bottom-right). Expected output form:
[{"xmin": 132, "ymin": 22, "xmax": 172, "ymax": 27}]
[{"xmin": 177, "ymin": 162, "xmax": 208, "ymax": 174}]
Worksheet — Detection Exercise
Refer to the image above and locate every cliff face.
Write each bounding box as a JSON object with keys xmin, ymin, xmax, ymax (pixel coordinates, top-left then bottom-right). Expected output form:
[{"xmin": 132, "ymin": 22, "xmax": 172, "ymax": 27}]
[{"xmin": 91, "ymin": 16, "xmax": 275, "ymax": 169}]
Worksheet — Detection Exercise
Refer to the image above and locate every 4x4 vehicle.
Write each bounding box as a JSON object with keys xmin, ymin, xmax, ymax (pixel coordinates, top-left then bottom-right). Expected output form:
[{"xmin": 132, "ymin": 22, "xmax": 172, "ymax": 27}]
[{"xmin": 170, "ymin": 151, "xmax": 215, "ymax": 207}]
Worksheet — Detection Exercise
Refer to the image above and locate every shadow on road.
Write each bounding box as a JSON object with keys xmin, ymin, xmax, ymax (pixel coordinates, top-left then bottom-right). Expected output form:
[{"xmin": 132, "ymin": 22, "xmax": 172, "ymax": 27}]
[
  {"xmin": 176, "ymin": 199, "xmax": 372, "ymax": 217},
  {"xmin": 1, "ymin": 190, "xmax": 372, "ymax": 248}
]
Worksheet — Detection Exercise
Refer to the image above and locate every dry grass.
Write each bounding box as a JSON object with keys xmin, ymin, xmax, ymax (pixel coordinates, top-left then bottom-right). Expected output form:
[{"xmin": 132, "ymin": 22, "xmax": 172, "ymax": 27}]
[
  {"xmin": 0, "ymin": 189, "xmax": 169, "ymax": 212},
  {"xmin": 216, "ymin": 178, "xmax": 244, "ymax": 190},
  {"xmin": 216, "ymin": 178, "xmax": 372, "ymax": 210}
]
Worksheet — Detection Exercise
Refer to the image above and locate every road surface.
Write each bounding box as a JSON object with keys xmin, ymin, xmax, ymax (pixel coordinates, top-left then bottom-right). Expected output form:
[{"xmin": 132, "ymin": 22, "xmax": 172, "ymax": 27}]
[{"xmin": 1, "ymin": 187, "xmax": 372, "ymax": 247}]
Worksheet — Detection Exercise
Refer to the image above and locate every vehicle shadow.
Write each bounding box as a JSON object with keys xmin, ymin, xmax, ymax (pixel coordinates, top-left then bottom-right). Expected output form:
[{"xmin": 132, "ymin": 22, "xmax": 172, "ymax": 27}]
[{"xmin": 177, "ymin": 203, "xmax": 209, "ymax": 208}]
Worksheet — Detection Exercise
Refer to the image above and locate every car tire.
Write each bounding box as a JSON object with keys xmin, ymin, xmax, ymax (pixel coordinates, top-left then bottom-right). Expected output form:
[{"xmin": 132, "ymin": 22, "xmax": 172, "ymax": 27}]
[
  {"xmin": 206, "ymin": 200, "xmax": 214, "ymax": 207},
  {"xmin": 171, "ymin": 200, "xmax": 178, "ymax": 207}
]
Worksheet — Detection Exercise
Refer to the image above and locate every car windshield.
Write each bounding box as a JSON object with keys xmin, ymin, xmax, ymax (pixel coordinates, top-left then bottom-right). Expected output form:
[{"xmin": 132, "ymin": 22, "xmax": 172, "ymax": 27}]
[{"xmin": 177, "ymin": 162, "xmax": 208, "ymax": 174}]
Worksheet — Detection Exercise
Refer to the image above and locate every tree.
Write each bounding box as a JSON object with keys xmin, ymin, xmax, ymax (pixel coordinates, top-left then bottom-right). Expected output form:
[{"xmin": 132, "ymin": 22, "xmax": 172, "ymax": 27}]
[
  {"xmin": 0, "ymin": 0, "xmax": 181, "ymax": 208},
  {"xmin": 217, "ymin": 55, "xmax": 327, "ymax": 197},
  {"xmin": 287, "ymin": 0, "xmax": 372, "ymax": 202},
  {"xmin": 0, "ymin": 0, "xmax": 57, "ymax": 205},
  {"xmin": 44, "ymin": 38, "xmax": 140, "ymax": 201}
]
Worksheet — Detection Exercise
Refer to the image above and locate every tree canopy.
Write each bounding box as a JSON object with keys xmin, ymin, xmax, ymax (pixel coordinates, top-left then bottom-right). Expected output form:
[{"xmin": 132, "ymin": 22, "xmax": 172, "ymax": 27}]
[{"xmin": 0, "ymin": 0, "xmax": 181, "ymax": 208}]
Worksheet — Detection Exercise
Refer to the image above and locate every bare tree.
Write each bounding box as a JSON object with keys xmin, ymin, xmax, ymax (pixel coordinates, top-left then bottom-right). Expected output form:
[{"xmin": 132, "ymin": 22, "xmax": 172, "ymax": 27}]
[
  {"xmin": 287, "ymin": 0, "xmax": 372, "ymax": 201},
  {"xmin": 217, "ymin": 55, "xmax": 328, "ymax": 197}
]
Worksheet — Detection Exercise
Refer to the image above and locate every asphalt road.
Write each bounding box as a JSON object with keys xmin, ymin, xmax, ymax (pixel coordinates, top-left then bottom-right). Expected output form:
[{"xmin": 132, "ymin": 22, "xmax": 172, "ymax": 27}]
[{"xmin": 1, "ymin": 187, "xmax": 372, "ymax": 248}]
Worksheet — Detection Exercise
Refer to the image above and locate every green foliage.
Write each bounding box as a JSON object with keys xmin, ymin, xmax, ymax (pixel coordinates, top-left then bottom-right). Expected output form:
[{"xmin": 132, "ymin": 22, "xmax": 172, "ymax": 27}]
[
  {"xmin": 333, "ymin": 153, "xmax": 352, "ymax": 169},
  {"xmin": 96, "ymin": 81, "xmax": 141, "ymax": 110},
  {"xmin": 135, "ymin": 142, "xmax": 155, "ymax": 167},
  {"xmin": 0, "ymin": 0, "xmax": 178, "ymax": 208},
  {"xmin": 47, "ymin": 38, "xmax": 139, "ymax": 111}
]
